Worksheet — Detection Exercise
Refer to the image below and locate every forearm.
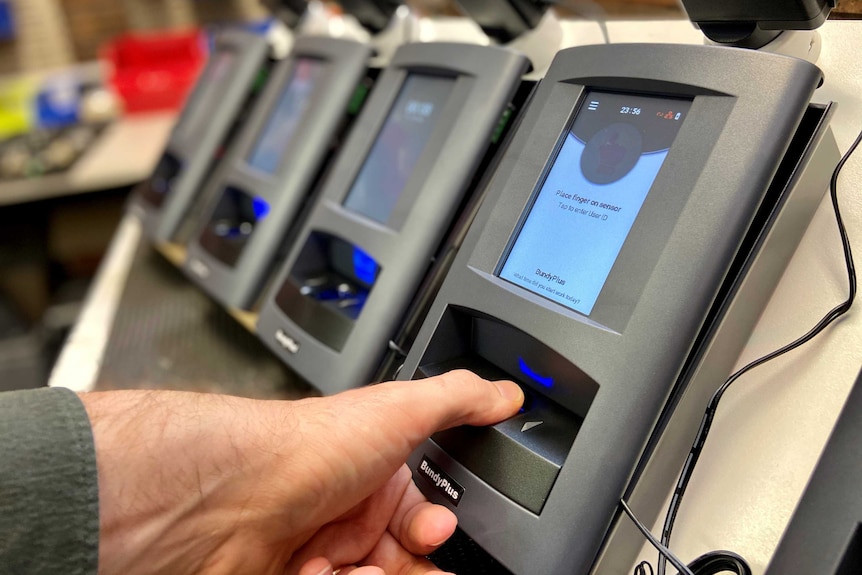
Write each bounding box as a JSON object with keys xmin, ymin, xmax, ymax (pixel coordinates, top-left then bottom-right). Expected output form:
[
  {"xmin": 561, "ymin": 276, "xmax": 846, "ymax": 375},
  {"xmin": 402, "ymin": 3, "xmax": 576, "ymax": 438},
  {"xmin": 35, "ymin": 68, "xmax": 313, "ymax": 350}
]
[{"xmin": 80, "ymin": 390, "xmax": 289, "ymax": 575}]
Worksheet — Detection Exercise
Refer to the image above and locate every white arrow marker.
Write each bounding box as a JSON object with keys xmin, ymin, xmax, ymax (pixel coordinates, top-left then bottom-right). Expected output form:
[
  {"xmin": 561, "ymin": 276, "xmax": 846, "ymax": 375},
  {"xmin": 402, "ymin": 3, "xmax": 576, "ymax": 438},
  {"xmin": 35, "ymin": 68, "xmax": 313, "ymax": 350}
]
[{"xmin": 521, "ymin": 421, "xmax": 544, "ymax": 433}]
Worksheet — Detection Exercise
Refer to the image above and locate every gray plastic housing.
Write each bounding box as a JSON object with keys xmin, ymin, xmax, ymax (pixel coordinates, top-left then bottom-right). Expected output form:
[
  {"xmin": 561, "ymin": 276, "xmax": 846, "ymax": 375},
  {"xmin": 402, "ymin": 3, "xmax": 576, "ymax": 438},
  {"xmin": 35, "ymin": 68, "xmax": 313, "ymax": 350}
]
[
  {"xmin": 592, "ymin": 99, "xmax": 837, "ymax": 573},
  {"xmin": 764, "ymin": 368, "xmax": 862, "ymax": 575},
  {"xmin": 401, "ymin": 43, "xmax": 823, "ymax": 574},
  {"xmin": 182, "ymin": 36, "xmax": 373, "ymax": 310},
  {"xmin": 680, "ymin": 0, "xmax": 833, "ymax": 30},
  {"xmin": 255, "ymin": 42, "xmax": 529, "ymax": 394},
  {"xmin": 128, "ymin": 29, "xmax": 270, "ymax": 244}
]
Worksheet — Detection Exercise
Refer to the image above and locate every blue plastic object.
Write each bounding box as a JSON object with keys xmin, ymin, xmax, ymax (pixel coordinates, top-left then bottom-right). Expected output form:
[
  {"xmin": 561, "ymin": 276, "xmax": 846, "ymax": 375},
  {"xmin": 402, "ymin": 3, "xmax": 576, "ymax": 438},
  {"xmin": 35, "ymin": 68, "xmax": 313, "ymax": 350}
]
[
  {"xmin": 35, "ymin": 80, "xmax": 81, "ymax": 129},
  {"xmin": 0, "ymin": 1, "xmax": 15, "ymax": 41}
]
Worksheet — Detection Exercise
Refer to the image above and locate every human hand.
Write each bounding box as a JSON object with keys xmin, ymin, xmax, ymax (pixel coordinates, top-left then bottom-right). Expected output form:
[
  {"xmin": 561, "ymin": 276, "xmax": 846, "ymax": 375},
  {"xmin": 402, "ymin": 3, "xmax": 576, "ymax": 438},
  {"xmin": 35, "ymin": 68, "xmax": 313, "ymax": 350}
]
[{"xmin": 80, "ymin": 370, "xmax": 523, "ymax": 575}]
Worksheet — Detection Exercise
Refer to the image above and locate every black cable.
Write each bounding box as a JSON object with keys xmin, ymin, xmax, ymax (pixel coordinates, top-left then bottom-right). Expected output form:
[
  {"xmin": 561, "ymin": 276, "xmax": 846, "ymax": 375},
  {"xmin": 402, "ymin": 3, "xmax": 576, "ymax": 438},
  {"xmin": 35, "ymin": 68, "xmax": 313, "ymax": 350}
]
[
  {"xmin": 619, "ymin": 499, "xmax": 694, "ymax": 575},
  {"xmin": 686, "ymin": 551, "xmax": 752, "ymax": 575},
  {"xmin": 626, "ymin": 123, "xmax": 862, "ymax": 575},
  {"xmin": 657, "ymin": 123, "xmax": 860, "ymax": 575}
]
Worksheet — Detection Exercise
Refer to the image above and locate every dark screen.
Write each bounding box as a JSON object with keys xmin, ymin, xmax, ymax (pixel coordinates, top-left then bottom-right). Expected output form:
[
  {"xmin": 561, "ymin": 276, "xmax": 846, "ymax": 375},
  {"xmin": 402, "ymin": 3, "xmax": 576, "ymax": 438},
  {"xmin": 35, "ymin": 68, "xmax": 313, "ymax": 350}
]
[
  {"xmin": 342, "ymin": 74, "xmax": 454, "ymax": 225},
  {"xmin": 247, "ymin": 58, "xmax": 326, "ymax": 174}
]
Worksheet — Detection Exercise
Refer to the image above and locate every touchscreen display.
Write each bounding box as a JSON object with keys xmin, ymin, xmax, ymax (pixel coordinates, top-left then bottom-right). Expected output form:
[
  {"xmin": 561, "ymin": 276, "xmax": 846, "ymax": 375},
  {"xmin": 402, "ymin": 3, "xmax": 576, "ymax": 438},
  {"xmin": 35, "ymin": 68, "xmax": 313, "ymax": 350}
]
[
  {"xmin": 498, "ymin": 91, "xmax": 691, "ymax": 316},
  {"xmin": 247, "ymin": 58, "xmax": 325, "ymax": 174},
  {"xmin": 342, "ymin": 74, "xmax": 454, "ymax": 224}
]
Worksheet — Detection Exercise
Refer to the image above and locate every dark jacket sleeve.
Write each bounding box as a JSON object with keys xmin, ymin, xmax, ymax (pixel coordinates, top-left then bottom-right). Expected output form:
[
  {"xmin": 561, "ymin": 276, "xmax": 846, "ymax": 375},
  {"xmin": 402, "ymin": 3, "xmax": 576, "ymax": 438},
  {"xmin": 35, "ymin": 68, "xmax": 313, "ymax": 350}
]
[{"xmin": 0, "ymin": 387, "xmax": 99, "ymax": 575}]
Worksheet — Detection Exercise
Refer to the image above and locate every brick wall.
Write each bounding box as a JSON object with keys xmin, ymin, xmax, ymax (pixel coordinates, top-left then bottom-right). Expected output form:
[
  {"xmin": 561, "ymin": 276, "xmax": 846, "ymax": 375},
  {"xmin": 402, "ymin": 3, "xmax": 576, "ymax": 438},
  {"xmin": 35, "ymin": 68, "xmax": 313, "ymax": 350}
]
[
  {"xmin": 589, "ymin": 0, "xmax": 862, "ymax": 18},
  {"xmin": 0, "ymin": 0, "xmax": 267, "ymax": 75},
  {"xmin": 189, "ymin": 0, "xmax": 268, "ymax": 24},
  {"xmin": 0, "ymin": 0, "xmax": 74, "ymax": 75},
  {"xmin": 59, "ymin": 0, "xmax": 130, "ymax": 61},
  {"xmin": 834, "ymin": 0, "xmax": 862, "ymax": 17},
  {"xmin": 56, "ymin": 0, "xmax": 267, "ymax": 61},
  {"xmin": 2, "ymin": 0, "xmax": 860, "ymax": 76},
  {"xmin": 121, "ymin": 0, "xmax": 196, "ymax": 32}
]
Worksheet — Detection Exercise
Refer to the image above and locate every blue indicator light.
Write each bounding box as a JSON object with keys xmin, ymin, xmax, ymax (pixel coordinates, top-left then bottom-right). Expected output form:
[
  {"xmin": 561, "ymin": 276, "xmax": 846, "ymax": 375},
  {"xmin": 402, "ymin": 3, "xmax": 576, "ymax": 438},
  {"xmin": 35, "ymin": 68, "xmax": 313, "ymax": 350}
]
[
  {"xmin": 352, "ymin": 246, "xmax": 379, "ymax": 286},
  {"xmin": 518, "ymin": 357, "xmax": 553, "ymax": 388},
  {"xmin": 252, "ymin": 196, "xmax": 270, "ymax": 221}
]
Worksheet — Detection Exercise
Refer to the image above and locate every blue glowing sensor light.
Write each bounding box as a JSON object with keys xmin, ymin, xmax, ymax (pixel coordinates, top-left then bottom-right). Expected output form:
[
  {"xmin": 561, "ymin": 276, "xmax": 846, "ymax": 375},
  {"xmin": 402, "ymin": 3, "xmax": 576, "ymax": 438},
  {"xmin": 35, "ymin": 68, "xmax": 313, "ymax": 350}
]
[
  {"xmin": 352, "ymin": 246, "xmax": 379, "ymax": 286},
  {"xmin": 518, "ymin": 357, "xmax": 553, "ymax": 388},
  {"xmin": 252, "ymin": 196, "xmax": 271, "ymax": 220}
]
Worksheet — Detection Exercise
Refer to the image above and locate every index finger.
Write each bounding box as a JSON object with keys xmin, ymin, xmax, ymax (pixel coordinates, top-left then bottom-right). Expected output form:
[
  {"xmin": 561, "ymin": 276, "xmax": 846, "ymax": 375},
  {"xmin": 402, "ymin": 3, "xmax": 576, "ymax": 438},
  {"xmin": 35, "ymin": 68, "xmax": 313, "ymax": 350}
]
[{"xmin": 342, "ymin": 369, "xmax": 524, "ymax": 447}]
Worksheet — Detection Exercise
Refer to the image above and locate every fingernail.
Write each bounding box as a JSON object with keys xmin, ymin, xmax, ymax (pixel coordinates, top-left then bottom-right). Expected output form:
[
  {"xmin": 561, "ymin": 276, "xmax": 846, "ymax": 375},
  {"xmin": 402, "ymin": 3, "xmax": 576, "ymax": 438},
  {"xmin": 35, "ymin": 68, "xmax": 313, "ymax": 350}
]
[
  {"xmin": 315, "ymin": 567, "xmax": 333, "ymax": 575},
  {"xmin": 495, "ymin": 380, "xmax": 524, "ymax": 403}
]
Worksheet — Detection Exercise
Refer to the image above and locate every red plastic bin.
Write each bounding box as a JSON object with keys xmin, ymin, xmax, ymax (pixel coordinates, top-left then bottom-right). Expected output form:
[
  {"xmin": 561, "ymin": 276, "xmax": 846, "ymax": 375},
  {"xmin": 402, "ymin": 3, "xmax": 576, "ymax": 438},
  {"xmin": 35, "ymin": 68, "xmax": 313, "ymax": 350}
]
[{"xmin": 101, "ymin": 29, "xmax": 208, "ymax": 113}]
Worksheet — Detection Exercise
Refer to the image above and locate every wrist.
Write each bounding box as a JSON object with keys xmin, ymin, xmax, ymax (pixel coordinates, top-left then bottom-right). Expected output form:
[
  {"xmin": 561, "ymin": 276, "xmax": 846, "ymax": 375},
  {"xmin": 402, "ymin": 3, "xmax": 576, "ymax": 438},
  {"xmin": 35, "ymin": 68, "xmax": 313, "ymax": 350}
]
[{"xmin": 79, "ymin": 390, "xmax": 272, "ymax": 574}]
